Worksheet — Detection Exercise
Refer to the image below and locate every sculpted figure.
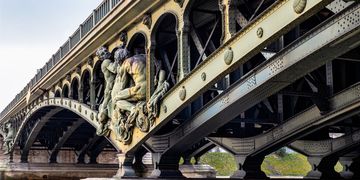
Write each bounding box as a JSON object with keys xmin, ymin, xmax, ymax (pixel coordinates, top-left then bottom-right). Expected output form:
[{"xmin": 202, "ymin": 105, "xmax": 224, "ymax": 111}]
[
  {"xmin": 111, "ymin": 47, "xmax": 146, "ymax": 144},
  {"xmin": 147, "ymin": 70, "xmax": 169, "ymax": 124},
  {"xmin": 94, "ymin": 45, "xmax": 170, "ymax": 145},
  {"xmin": 96, "ymin": 46, "xmax": 118, "ymax": 136},
  {"xmin": 0, "ymin": 123, "xmax": 15, "ymax": 155}
]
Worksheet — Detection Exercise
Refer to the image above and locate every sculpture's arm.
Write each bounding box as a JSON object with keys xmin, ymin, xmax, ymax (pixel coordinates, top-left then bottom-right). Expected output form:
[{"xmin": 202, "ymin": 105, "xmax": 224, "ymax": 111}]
[
  {"xmin": 107, "ymin": 62, "xmax": 118, "ymax": 74},
  {"xmin": 0, "ymin": 128, "xmax": 5, "ymax": 138}
]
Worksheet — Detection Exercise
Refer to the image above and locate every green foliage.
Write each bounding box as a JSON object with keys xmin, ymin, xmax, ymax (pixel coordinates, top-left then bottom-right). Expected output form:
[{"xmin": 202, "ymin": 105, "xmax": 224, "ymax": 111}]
[
  {"xmin": 198, "ymin": 151, "xmax": 344, "ymax": 177},
  {"xmin": 199, "ymin": 152, "xmax": 237, "ymax": 176},
  {"xmin": 261, "ymin": 153, "xmax": 311, "ymax": 176}
]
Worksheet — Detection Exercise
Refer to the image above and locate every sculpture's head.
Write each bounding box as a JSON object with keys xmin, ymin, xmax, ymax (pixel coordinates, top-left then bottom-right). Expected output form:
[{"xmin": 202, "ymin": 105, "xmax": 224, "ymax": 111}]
[
  {"xmin": 114, "ymin": 46, "xmax": 130, "ymax": 63},
  {"xmin": 96, "ymin": 46, "xmax": 111, "ymax": 60},
  {"xmin": 5, "ymin": 123, "xmax": 12, "ymax": 129}
]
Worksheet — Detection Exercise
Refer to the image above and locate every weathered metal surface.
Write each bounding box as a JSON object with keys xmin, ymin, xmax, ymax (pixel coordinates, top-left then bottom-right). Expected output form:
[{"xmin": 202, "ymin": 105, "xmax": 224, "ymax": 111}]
[
  {"xmin": 146, "ymin": 2, "xmax": 360, "ymax": 155},
  {"xmin": 121, "ymin": 0, "xmax": 332, "ymax": 154},
  {"xmin": 211, "ymin": 80, "xmax": 360, "ymax": 156}
]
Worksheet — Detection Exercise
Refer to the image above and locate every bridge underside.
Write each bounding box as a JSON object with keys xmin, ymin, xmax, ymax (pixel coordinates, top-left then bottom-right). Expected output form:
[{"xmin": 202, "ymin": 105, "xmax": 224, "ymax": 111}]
[{"xmin": 1, "ymin": 0, "xmax": 360, "ymax": 179}]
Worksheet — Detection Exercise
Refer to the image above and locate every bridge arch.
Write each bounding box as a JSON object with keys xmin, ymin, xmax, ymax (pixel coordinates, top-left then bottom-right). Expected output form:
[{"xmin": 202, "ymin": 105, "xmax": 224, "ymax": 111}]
[{"xmin": 14, "ymin": 98, "xmax": 119, "ymax": 163}]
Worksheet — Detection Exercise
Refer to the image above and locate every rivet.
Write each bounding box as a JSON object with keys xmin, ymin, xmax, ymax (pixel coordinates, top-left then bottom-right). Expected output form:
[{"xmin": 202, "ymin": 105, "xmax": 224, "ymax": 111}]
[
  {"xmin": 224, "ymin": 47, "xmax": 234, "ymax": 65},
  {"xmin": 293, "ymin": 0, "xmax": 307, "ymax": 14},
  {"xmin": 257, "ymin": 27, "xmax": 263, "ymax": 38},
  {"xmin": 201, "ymin": 72, "xmax": 206, "ymax": 81},
  {"xmin": 179, "ymin": 86, "xmax": 186, "ymax": 101}
]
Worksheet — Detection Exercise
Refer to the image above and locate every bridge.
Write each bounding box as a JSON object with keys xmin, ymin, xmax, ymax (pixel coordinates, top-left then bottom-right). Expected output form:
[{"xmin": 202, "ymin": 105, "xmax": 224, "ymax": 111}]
[{"xmin": 1, "ymin": 0, "xmax": 360, "ymax": 179}]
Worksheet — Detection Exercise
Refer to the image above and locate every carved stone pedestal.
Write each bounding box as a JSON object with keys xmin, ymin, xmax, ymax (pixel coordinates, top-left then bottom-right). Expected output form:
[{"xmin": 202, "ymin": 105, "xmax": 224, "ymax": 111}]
[
  {"xmin": 231, "ymin": 155, "xmax": 268, "ymax": 179},
  {"xmin": 114, "ymin": 153, "xmax": 137, "ymax": 178},
  {"xmin": 150, "ymin": 153, "xmax": 185, "ymax": 178}
]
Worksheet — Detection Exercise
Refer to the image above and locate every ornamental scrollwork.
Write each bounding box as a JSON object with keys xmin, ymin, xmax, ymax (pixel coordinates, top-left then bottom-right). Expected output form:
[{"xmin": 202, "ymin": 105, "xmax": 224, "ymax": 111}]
[{"xmin": 96, "ymin": 45, "xmax": 169, "ymax": 145}]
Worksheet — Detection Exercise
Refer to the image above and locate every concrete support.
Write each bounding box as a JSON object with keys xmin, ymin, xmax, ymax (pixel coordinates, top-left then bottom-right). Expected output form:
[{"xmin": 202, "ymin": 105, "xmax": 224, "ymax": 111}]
[
  {"xmin": 349, "ymin": 157, "xmax": 360, "ymax": 179},
  {"xmin": 306, "ymin": 156, "xmax": 341, "ymax": 179},
  {"xmin": 231, "ymin": 155, "xmax": 267, "ymax": 179},
  {"xmin": 339, "ymin": 156, "xmax": 354, "ymax": 179},
  {"xmin": 306, "ymin": 156, "xmax": 323, "ymax": 179},
  {"xmin": 150, "ymin": 153, "xmax": 184, "ymax": 178},
  {"xmin": 114, "ymin": 153, "xmax": 137, "ymax": 178},
  {"xmin": 318, "ymin": 156, "xmax": 341, "ymax": 179}
]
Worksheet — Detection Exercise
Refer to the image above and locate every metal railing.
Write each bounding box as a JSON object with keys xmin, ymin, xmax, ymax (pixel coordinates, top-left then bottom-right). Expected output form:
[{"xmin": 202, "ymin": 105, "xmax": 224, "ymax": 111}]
[{"xmin": 0, "ymin": 0, "xmax": 124, "ymax": 121}]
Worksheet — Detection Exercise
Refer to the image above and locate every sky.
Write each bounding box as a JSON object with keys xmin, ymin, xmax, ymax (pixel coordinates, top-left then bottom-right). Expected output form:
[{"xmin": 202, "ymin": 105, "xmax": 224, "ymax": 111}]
[{"xmin": 0, "ymin": 0, "xmax": 102, "ymax": 111}]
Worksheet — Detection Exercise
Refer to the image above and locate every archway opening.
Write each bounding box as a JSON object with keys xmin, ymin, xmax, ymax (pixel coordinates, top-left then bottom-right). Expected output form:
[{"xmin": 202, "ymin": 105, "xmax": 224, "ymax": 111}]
[
  {"xmin": 128, "ymin": 33, "xmax": 146, "ymax": 55},
  {"xmin": 81, "ymin": 70, "xmax": 91, "ymax": 105},
  {"xmin": 54, "ymin": 90, "xmax": 61, "ymax": 98},
  {"xmin": 62, "ymin": 84, "xmax": 69, "ymax": 98},
  {"xmin": 71, "ymin": 78, "xmax": 79, "ymax": 101},
  {"xmin": 186, "ymin": 0, "xmax": 222, "ymax": 70},
  {"xmin": 152, "ymin": 13, "xmax": 178, "ymax": 87}
]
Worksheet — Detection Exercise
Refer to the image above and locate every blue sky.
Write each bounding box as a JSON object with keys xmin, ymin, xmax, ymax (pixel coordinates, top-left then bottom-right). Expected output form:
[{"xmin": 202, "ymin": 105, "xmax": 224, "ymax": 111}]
[{"xmin": 0, "ymin": 0, "xmax": 102, "ymax": 110}]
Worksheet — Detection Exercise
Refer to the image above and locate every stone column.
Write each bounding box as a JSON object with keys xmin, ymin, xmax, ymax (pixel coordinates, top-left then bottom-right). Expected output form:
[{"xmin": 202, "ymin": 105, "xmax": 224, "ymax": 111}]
[
  {"xmin": 306, "ymin": 156, "xmax": 341, "ymax": 179},
  {"xmin": 231, "ymin": 155, "xmax": 267, "ymax": 179},
  {"xmin": 306, "ymin": 156, "xmax": 323, "ymax": 179},
  {"xmin": 339, "ymin": 156, "xmax": 354, "ymax": 179},
  {"xmin": 317, "ymin": 156, "xmax": 341, "ymax": 179},
  {"xmin": 350, "ymin": 157, "xmax": 360, "ymax": 179},
  {"xmin": 114, "ymin": 153, "xmax": 137, "ymax": 178},
  {"xmin": 150, "ymin": 153, "xmax": 184, "ymax": 178}
]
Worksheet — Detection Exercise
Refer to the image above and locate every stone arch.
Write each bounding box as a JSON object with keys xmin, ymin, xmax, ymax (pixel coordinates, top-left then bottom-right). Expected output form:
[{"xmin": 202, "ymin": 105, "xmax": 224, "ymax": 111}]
[{"xmin": 150, "ymin": 12, "xmax": 179, "ymax": 88}]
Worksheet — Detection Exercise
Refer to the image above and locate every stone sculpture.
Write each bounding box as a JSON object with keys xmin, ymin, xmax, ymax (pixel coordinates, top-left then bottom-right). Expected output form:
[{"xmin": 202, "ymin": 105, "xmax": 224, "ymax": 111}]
[
  {"xmin": 96, "ymin": 45, "xmax": 169, "ymax": 145},
  {"xmin": 0, "ymin": 123, "xmax": 15, "ymax": 155},
  {"xmin": 96, "ymin": 46, "xmax": 117, "ymax": 136}
]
